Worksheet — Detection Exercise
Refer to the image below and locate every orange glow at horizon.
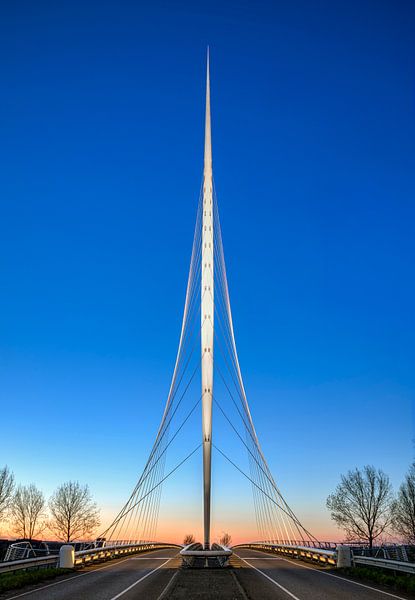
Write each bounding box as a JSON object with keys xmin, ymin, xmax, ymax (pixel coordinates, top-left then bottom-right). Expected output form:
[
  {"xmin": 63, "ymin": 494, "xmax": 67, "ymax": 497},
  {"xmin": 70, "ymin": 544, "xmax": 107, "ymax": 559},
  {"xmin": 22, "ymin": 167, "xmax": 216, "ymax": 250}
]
[
  {"xmin": 0, "ymin": 506, "xmax": 345, "ymax": 545},
  {"xmin": 97, "ymin": 507, "xmax": 344, "ymax": 546}
]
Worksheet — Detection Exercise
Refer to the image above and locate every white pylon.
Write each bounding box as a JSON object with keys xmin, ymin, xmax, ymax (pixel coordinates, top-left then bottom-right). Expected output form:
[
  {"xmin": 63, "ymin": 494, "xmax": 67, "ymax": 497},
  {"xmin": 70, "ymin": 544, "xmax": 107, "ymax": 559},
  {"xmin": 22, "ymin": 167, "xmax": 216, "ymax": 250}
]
[{"xmin": 201, "ymin": 48, "xmax": 214, "ymax": 550}]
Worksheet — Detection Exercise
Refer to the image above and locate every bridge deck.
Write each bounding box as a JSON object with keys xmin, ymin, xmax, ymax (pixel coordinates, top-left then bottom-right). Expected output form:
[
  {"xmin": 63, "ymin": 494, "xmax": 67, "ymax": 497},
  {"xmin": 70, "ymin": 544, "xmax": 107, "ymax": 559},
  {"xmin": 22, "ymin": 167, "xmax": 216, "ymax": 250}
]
[{"xmin": 1, "ymin": 547, "xmax": 411, "ymax": 600}]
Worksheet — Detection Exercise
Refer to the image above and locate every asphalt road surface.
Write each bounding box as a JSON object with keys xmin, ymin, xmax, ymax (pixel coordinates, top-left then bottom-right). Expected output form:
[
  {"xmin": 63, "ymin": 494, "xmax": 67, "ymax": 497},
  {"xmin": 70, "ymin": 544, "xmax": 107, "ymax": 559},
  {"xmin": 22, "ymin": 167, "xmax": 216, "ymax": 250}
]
[
  {"xmin": 2, "ymin": 548, "xmax": 180, "ymax": 600},
  {"xmin": 1, "ymin": 547, "xmax": 412, "ymax": 600},
  {"xmin": 233, "ymin": 548, "xmax": 412, "ymax": 600}
]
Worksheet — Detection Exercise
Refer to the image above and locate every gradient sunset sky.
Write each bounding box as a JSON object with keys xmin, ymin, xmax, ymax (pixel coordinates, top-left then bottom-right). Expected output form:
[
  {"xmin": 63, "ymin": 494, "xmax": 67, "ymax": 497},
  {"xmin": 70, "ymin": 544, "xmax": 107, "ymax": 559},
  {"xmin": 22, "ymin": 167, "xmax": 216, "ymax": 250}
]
[{"xmin": 1, "ymin": 0, "xmax": 414, "ymax": 544}]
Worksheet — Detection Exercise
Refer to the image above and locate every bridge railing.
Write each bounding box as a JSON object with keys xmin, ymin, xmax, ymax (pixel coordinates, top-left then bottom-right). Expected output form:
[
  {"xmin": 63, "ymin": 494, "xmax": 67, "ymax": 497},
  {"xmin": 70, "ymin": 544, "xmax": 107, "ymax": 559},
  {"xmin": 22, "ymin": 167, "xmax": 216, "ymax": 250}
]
[
  {"xmin": 233, "ymin": 543, "xmax": 337, "ymax": 566},
  {"xmin": 233, "ymin": 542, "xmax": 415, "ymax": 574},
  {"xmin": 239, "ymin": 540, "xmax": 338, "ymax": 550},
  {"xmin": 75, "ymin": 542, "xmax": 180, "ymax": 566},
  {"xmin": 0, "ymin": 541, "xmax": 180, "ymax": 575}
]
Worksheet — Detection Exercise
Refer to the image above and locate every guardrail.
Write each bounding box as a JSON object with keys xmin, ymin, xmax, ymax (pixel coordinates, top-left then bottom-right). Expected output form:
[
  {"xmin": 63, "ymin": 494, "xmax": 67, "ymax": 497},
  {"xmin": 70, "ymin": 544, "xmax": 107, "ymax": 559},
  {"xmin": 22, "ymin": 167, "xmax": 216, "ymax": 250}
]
[
  {"xmin": 238, "ymin": 540, "xmax": 338, "ymax": 550},
  {"xmin": 75, "ymin": 542, "xmax": 180, "ymax": 566},
  {"xmin": 233, "ymin": 543, "xmax": 336, "ymax": 566},
  {"xmin": 353, "ymin": 555, "xmax": 415, "ymax": 575},
  {"xmin": 0, "ymin": 541, "xmax": 180, "ymax": 575},
  {"xmin": 234, "ymin": 542, "xmax": 415, "ymax": 574},
  {"xmin": 0, "ymin": 555, "xmax": 58, "ymax": 574}
]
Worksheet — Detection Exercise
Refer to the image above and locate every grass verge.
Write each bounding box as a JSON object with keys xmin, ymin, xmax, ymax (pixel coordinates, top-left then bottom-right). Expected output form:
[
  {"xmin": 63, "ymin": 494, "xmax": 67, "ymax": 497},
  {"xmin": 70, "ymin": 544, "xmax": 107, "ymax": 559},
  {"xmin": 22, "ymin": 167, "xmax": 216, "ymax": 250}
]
[
  {"xmin": 339, "ymin": 566, "xmax": 415, "ymax": 594},
  {"xmin": 0, "ymin": 567, "xmax": 72, "ymax": 593}
]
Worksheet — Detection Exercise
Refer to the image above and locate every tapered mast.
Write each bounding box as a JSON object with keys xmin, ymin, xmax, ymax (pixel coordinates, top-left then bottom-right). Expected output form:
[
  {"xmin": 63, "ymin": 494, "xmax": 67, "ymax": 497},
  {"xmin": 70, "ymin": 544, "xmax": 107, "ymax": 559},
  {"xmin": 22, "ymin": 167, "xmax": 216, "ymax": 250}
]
[{"xmin": 201, "ymin": 49, "xmax": 214, "ymax": 550}]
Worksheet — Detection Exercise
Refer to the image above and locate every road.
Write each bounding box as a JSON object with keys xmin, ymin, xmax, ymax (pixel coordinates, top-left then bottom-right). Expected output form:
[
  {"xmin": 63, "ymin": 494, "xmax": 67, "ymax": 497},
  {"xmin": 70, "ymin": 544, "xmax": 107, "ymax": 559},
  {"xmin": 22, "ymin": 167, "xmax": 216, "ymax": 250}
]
[
  {"xmin": 233, "ymin": 548, "xmax": 412, "ymax": 600},
  {"xmin": 2, "ymin": 548, "xmax": 180, "ymax": 600},
  {"xmin": 1, "ymin": 547, "xmax": 412, "ymax": 600}
]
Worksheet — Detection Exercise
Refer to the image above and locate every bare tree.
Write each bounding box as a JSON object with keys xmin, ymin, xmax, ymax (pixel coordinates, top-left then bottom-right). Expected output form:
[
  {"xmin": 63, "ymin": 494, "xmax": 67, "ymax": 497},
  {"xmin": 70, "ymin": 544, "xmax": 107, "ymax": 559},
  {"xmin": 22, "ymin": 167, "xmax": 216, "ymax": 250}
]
[
  {"xmin": 0, "ymin": 466, "xmax": 15, "ymax": 524},
  {"xmin": 392, "ymin": 464, "xmax": 415, "ymax": 543},
  {"xmin": 49, "ymin": 481, "xmax": 100, "ymax": 542},
  {"xmin": 11, "ymin": 484, "xmax": 47, "ymax": 540},
  {"xmin": 220, "ymin": 532, "xmax": 232, "ymax": 547},
  {"xmin": 326, "ymin": 465, "xmax": 393, "ymax": 548},
  {"xmin": 183, "ymin": 533, "xmax": 195, "ymax": 545}
]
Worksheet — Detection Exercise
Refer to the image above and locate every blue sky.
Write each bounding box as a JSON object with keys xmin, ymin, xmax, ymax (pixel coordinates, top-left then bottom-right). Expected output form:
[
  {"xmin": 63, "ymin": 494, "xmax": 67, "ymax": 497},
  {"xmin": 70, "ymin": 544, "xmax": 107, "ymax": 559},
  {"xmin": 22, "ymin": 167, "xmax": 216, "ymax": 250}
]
[{"xmin": 0, "ymin": 0, "xmax": 414, "ymax": 543}]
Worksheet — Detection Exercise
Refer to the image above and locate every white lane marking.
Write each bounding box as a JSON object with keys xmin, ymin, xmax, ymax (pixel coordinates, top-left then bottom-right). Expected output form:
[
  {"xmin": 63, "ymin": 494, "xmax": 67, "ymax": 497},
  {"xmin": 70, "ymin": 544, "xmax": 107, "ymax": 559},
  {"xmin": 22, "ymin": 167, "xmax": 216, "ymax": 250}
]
[
  {"xmin": 240, "ymin": 557, "xmax": 282, "ymax": 560},
  {"xmin": 130, "ymin": 557, "xmax": 173, "ymax": 560},
  {"xmin": 109, "ymin": 556, "xmax": 175, "ymax": 600},
  {"xmin": 6, "ymin": 557, "xmax": 133, "ymax": 600},
  {"xmin": 235, "ymin": 554, "xmax": 302, "ymax": 600},
  {"xmin": 156, "ymin": 569, "xmax": 179, "ymax": 600},
  {"xmin": 281, "ymin": 557, "xmax": 410, "ymax": 600},
  {"xmin": 239, "ymin": 549, "xmax": 410, "ymax": 600},
  {"xmin": 6, "ymin": 550, "xmax": 176, "ymax": 600}
]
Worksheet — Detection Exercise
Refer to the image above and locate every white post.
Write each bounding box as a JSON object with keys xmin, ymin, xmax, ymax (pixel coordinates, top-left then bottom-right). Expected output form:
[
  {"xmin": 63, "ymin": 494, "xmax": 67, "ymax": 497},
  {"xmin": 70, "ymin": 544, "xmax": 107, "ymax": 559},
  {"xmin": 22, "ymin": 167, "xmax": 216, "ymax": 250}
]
[
  {"xmin": 201, "ymin": 49, "xmax": 214, "ymax": 550},
  {"xmin": 336, "ymin": 544, "xmax": 352, "ymax": 568},
  {"xmin": 59, "ymin": 544, "xmax": 75, "ymax": 569}
]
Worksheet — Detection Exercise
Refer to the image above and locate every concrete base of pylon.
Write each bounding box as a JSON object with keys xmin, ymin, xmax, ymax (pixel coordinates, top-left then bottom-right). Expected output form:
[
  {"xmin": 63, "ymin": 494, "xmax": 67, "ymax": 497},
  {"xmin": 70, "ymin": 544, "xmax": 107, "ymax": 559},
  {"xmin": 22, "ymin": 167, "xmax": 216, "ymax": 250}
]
[{"xmin": 180, "ymin": 543, "xmax": 232, "ymax": 568}]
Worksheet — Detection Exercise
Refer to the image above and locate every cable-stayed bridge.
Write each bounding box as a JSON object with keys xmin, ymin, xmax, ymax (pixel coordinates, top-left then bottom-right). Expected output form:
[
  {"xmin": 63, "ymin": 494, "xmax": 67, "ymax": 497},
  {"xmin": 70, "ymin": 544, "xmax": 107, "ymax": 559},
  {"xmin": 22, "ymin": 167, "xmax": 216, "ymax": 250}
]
[
  {"xmin": 95, "ymin": 50, "xmax": 316, "ymax": 556},
  {"xmin": 2, "ymin": 55, "xmax": 409, "ymax": 600}
]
